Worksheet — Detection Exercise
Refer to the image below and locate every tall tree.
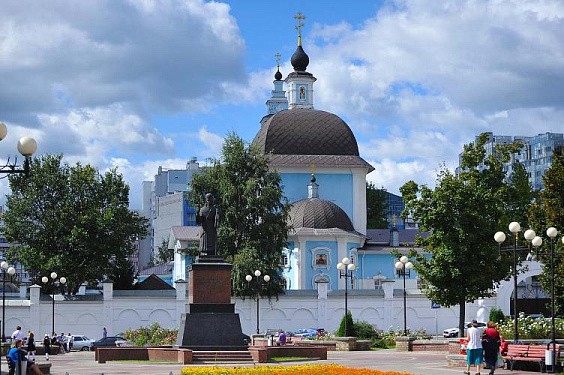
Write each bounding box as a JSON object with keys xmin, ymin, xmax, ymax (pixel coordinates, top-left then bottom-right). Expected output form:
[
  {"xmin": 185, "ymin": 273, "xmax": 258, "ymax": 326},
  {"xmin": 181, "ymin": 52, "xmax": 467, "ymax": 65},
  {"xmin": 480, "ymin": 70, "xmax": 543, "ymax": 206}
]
[
  {"xmin": 366, "ymin": 182, "xmax": 388, "ymax": 229},
  {"xmin": 400, "ymin": 133, "xmax": 532, "ymax": 336},
  {"xmin": 190, "ymin": 133, "xmax": 289, "ymax": 297},
  {"xmin": 4, "ymin": 154, "xmax": 148, "ymax": 293},
  {"xmin": 156, "ymin": 238, "xmax": 173, "ymax": 263},
  {"xmin": 528, "ymin": 148, "xmax": 564, "ymax": 315}
]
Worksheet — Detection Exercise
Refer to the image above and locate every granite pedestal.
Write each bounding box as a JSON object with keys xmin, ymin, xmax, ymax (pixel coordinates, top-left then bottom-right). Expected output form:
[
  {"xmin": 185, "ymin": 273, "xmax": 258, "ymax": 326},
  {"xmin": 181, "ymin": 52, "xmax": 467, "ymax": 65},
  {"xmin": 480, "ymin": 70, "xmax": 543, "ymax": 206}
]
[{"xmin": 176, "ymin": 256, "xmax": 247, "ymax": 351}]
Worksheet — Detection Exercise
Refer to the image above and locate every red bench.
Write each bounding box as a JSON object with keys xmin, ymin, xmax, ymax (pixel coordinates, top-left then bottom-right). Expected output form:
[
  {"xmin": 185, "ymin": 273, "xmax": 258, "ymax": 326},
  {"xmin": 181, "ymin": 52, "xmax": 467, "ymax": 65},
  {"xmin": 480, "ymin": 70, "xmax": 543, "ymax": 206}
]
[{"xmin": 502, "ymin": 344, "xmax": 555, "ymax": 372}]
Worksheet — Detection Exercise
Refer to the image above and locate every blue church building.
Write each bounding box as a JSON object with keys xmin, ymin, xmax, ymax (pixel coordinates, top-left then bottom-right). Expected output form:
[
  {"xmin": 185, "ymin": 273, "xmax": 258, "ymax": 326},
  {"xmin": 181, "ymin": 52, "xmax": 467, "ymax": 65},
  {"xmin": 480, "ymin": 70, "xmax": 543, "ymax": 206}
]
[{"xmin": 171, "ymin": 18, "xmax": 423, "ymax": 292}]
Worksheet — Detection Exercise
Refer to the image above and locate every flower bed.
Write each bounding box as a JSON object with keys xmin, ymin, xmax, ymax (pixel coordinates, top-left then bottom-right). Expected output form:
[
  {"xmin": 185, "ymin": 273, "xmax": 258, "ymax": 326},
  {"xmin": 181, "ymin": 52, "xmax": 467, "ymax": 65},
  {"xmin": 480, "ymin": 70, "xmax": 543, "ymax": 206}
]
[{"xmin": 180, "ymin": 364, "xmax": 411, "ymax": 374}]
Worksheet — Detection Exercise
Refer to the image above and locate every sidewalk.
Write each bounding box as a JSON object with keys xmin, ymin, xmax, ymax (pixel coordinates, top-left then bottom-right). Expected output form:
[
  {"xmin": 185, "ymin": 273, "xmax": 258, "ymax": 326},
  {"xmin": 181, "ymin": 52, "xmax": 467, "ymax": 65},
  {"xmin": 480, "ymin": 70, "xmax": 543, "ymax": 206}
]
[{"xmin": 0, "ymin": 350, "xmax": 550, "ymax": 375}]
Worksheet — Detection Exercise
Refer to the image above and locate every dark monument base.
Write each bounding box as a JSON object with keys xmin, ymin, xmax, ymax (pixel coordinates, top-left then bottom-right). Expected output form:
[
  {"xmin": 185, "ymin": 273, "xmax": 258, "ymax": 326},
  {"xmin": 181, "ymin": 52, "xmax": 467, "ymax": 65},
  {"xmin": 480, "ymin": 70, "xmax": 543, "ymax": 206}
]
[
  {"xmin": 176, "ymin": 312, "xmax": 247, "ymax": 351},
  {"xmin": 176, "ymin": 257, "xmax": 247, "ymax": 351}
]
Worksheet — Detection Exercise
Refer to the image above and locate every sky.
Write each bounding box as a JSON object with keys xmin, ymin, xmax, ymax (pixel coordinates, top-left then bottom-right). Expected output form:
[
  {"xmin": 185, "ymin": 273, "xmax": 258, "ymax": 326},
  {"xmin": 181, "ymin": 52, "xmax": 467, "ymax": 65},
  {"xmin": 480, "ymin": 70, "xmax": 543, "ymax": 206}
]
[{"xmin": 1, "ymin": 0, "xmax": 563, "ymax": 210}]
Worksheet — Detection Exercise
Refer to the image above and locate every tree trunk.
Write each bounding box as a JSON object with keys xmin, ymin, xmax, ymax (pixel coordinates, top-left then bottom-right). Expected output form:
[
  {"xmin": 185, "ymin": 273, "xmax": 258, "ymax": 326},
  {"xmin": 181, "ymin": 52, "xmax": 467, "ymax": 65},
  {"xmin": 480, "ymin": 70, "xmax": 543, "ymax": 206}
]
[{"xmin": 458, "ymin": 299, "xmax": 466, "ymax": 338}]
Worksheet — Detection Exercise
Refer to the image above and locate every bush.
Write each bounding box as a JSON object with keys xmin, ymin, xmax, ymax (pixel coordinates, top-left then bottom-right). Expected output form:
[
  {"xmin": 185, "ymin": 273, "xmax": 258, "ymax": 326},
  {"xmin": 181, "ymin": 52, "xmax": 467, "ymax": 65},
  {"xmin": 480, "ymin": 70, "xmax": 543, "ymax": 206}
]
[
  {"xmin": 497, "ymin": 312, "xmax": 564, "ymax": 340},
  {"xmin": 489, "ymin": 307, "xmax": 505, "ymax": 323},
  {"xmin": 336, "ymin": 311, "xmax": 355, "ymax": 337},
  {"xmin": 371, "ymin": 329, "xmax": 396, "ymax": 349},
  {"xmin": 353, "ymin": 320, "xmax": 378, "ymax": 340},
  {"xmin": 122, "ymin": 322, "xmax": 177, "ymax": 347}
]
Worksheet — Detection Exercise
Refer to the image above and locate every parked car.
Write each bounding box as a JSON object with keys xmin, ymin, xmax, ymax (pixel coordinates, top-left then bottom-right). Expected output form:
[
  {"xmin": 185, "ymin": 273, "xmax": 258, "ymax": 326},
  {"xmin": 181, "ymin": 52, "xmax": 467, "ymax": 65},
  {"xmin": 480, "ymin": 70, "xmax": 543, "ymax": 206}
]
[
  {"xmin": 70, "ymin": 335, "xmax": 95, "ymax": 351},
  {"xmin": 294, "ymin": 328, "xmax": 317, "ymax": 338},
  {"xmin": 443, "ymin": 322, "xmax": 486, "ymax": 338},
  {"xmin": 90, "ymin": 336, "xmax": 126, "ymax": 349},
  {"xmin": 263, "ymin": 329, "xmax": 283, "ymax": 338}
]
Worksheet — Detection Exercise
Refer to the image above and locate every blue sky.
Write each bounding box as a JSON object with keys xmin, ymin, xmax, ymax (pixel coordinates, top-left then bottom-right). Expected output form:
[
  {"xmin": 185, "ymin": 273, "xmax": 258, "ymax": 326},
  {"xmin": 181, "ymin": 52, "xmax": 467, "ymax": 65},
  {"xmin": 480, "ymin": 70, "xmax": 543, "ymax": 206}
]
[{"xmin": 1, "ymin": 0, "xmax": 563, "ymax": 209}]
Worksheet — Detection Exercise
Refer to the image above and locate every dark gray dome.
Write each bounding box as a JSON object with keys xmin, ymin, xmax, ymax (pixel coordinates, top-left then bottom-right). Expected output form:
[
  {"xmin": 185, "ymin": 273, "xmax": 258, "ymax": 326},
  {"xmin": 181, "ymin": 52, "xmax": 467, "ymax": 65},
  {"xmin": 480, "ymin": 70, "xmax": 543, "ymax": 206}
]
[
  {"xmin": 252, "ymin": 109, "xmax": 359, "ymax": 156},
  {"xmin": 291, "ymin": 45, "xmax": 309, "ymax": 71},
  {"xmin": 289, "ymin": 198, "xmax": 354, "ymax": 231}
]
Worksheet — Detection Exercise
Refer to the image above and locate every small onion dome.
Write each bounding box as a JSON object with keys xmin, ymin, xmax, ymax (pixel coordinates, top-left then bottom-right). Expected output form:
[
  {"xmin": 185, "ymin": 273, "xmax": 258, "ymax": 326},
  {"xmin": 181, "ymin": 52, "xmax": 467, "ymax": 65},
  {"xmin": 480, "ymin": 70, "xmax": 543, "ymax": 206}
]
[
  {"xmin": 291, "ymin": 45, "xmax": 309, "ymax": 72},
  {"xmin": 274, "ymin": 67, "xmax": 282, "ymax": 81}
]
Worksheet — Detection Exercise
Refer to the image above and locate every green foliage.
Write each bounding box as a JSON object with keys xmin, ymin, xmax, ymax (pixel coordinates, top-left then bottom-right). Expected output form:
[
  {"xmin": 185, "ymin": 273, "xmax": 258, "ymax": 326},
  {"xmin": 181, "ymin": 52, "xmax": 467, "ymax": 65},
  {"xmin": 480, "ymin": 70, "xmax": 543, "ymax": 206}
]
[
  {"xmin": 155, "ymin": 238, "xmax": 173, "ymax": 263},
  {"xmin": 371, "ymin": 329, "xmax": 397, "ymax": 349},
  {"xmin": 366, "ymin": 183, "xmax": 388, "ymax": 229},
  {"xmin": 336, "ymin": 311, "xmax": 355, "ymax": 337},
  {"xmin": 110, "ymin": 257, "xmax": 137, "ymax": 290},
  {"xmin": 232, "ymin": 248, "xmax": 283, "ymax": 300},
  {"xmin": 489, "ymin": 307, "xmax": 505, "ymax": 323},
  {"xmin": 352, "ymin": 320, "xmax": 378, "ymax": 340},
  {"xmin": 400, "ymin": 133, "xmax": 534, "ymax": 334},
  {"xmin": 122, "ymin": 322, "xmax": 177, "ymax": 347},
  {"xmin": 190, "ymin": 133, "xmax": 289, "ymax": 298},
  {"xmin": 497, "ymin": 313, "xmax": 564, "ymax": 340},
  {"xmin": 4, "ymin": 154, "xmax": 148, "ymax": 293},
  {"xmin": 528, "ymin": 148, "xmax": 564, "ymax": 316}
]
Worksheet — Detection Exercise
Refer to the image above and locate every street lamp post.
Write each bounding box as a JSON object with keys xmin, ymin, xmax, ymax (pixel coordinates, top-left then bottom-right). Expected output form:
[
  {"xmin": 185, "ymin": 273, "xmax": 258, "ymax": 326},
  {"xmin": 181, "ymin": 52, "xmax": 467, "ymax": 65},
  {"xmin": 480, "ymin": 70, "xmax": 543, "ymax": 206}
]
[
  {"xmin": 1, "ymin": 262, "xmax": 15, "ymax": 342},
  {"xmin": 395, "ymin": 256, "xmax": 413, "ymax": 336},
  {"xmin": 42, "ymin": 272, "xmax": 66, "ymax": 335},
  {"xmin": 0, "ymin": 122, "xmax": 38, "ymax": 176},
  {"xmin": 526, "ymin": 227, "xmax": 563, "ymax": 373},
  {"xmin": 336, "ymin": 257, "xmax": 356, "ymax": 337},
  {"xmin": 1, "ymin": 262, "xmax": 15, "ymax": 375},
  {"xmin": 494, "ymin": 221, "xmax": 535, "ymax": 343},
  {"xmin": 245, "ymin": 270, "xmax": 270, "ymax": 335}
]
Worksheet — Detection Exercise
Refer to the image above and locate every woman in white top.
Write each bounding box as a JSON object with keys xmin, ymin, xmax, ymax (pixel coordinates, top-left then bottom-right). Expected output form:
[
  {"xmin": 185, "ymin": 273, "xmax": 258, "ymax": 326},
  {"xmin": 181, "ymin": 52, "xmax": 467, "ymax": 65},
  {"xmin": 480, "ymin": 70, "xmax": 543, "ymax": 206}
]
[{"xmin": 465, "ymin": 320, "xmax": 483, "ymax": 375}]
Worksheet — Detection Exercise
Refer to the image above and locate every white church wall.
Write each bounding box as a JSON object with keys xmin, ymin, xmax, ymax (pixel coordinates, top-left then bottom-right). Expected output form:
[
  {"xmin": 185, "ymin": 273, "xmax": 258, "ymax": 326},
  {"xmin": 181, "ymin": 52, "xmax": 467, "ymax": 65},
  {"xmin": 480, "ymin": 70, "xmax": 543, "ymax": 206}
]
[{"xmin": 7, "ymin": 276, "xmax": 539, "ymax": 340}]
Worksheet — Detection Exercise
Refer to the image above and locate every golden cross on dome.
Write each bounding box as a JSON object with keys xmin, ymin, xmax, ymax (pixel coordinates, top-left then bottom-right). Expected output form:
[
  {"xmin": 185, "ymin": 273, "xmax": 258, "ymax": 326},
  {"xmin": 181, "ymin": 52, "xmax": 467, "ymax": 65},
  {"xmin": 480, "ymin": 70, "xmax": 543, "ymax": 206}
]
[
  {"xmin": 275, "ymin": 52, "xmax": 281, "ymax": 67},
  {"xmin": 294, "ymin": 12, "xmax": 306, "ymax": 45}
]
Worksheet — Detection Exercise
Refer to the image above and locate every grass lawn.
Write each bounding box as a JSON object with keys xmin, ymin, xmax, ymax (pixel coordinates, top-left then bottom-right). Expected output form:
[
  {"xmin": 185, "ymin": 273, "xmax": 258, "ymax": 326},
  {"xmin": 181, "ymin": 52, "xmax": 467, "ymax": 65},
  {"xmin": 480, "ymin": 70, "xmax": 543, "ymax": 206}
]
[{"xmin": 268, "ymin": 356, "xmax": 311, "ymax": 362}]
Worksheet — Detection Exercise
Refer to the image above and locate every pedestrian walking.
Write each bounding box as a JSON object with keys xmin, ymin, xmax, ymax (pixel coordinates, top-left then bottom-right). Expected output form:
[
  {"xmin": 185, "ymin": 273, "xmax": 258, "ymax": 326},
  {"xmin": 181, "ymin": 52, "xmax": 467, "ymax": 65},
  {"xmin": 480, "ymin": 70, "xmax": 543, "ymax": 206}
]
[
  {"xmin": 482, "ymin": 321, "xmax": 501, "ymax": 375},
  {"xmin": 43, "ymin": 334, "xmax": 51, "ymax": 360},
  {"xmin": 11, "ymin": 325, "xmax": 24, "ymax": 341},
  {"xmin": 465, "ymin": 319, "xmax": 483, "ymax": 375},
  {"xmin": 27, "ymin": 331, "xmax": 36, "ymax": 361}
]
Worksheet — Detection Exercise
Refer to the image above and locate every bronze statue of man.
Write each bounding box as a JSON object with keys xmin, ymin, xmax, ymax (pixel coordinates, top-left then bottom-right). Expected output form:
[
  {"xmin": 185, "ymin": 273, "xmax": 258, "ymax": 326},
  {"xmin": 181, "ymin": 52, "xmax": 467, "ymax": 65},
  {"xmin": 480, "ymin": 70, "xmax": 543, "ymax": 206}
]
[{"xmin": 196, "ymin": 193, "xmax": 220, "ymax": 256}]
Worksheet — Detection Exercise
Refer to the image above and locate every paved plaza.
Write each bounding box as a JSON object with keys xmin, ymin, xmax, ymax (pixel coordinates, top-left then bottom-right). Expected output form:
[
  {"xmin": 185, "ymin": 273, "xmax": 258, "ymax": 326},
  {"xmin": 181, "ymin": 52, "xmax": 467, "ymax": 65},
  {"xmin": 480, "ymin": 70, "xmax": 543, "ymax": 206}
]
[{"xmin": 0, "ymin": 350, "xmax": 551, "ymax": 375}]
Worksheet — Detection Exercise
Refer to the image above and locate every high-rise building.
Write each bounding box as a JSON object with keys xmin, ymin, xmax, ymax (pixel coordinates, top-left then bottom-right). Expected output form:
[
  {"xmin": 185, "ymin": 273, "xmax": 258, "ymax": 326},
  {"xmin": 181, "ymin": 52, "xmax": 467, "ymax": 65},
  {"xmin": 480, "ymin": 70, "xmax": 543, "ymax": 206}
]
[
  {"xmin": 138, "ymin": 158, "xmax": 200, "ymax": 270},
  {"xmin": 458, "ymin": 132, "xmax": 563, "ymax": 191}
]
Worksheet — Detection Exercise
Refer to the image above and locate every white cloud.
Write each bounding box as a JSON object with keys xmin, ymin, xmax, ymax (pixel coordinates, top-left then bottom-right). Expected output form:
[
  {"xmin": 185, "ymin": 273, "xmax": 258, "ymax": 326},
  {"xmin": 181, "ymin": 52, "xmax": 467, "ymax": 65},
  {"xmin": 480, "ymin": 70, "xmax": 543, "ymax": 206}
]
[
  {"xmin": 0, "ymin": 0, "xmax": 246, "ymax": 124},
  {"xmin": 198, "ymin": 127, "xmax": 224, "ymax": 159}
]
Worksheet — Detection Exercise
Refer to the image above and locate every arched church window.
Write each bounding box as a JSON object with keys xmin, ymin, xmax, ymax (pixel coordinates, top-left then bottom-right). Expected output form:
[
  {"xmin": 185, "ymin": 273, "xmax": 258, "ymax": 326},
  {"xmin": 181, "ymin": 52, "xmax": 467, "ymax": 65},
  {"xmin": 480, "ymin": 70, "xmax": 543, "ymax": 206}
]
[{"xmin": 299, "ymin": 86, "xmax": 306, "ymax": 100}]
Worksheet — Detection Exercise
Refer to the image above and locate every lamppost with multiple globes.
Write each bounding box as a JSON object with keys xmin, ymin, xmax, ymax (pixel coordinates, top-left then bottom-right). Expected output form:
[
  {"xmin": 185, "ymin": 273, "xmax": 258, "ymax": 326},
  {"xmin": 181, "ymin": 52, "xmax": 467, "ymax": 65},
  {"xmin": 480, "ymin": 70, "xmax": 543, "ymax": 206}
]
[
  {"xmin": 1, "ymin": 262, "xmax": 15, "ymax": 341},
  {"xmin": 0, "ymin": 263, "xmax": 15, "ymax": 375},
  {"xmin": 0, "ymin": 122, "xmax": 38, "ymax": 176},
  {"xmin": 494, "ymin": 221, "xmax": 536, "ymax": 343},
  {"xmin": 245, "ymin": 270, "xmax": 270, "ymax": 335},
  {"xmin": 336, "ymin": 257, "xmax": 356, "ymax": 337},
  {"xmin": 42, "ymin": 272, "xmax": 66, "ymax": 335},
  {"xmin": 521, "ymin": 226, "xmax": 563, "ymax": 372},
  {"xmin": 395, "ymin": 256, "xmax": 413, "ymax": 336},
  {"xmin": 0, "ymin": 123, "xmax": 37, "ymax": 373}
]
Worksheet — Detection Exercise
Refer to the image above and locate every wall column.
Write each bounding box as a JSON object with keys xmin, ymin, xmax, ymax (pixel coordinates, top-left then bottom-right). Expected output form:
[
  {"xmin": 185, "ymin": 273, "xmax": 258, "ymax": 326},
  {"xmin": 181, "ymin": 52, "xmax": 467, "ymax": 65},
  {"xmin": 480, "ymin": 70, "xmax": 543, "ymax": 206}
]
[
  {"xmin": 29, "ymin": 284, "xmax": 41, "ymax": 338},
  {"xmin": 316, "ymin": 281, "xmax": 328, "ymax": 330},
  {"xmin": 174, "ymin": 279, "xmax": 187, "ymax": 327},
  {"xmin": 102, "ymin": 280, "xmax": 114, "ymax": 335},
  {"xmin": 382, "ymin": 280, "xmax": 395, "ymax": 331}
]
